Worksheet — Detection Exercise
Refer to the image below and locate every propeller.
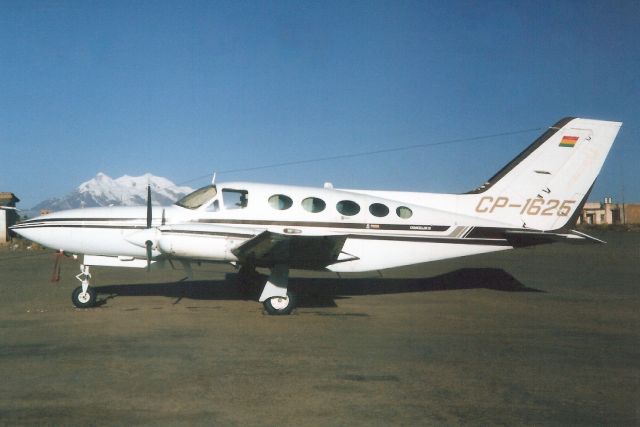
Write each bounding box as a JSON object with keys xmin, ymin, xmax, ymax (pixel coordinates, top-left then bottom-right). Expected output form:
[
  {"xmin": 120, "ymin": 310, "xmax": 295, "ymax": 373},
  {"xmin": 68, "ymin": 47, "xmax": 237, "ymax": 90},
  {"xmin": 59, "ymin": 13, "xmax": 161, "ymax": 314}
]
[
  {"xmin": 122, "ymin": 182, "xmax": 163, "ymax": 269},
  {"xmin": 145, "ymin": 184, "xmax": 153, "ymax": 271},
  {"xmin": 146, "ymin": 184, "xmax": 152, "ymax": 228}
]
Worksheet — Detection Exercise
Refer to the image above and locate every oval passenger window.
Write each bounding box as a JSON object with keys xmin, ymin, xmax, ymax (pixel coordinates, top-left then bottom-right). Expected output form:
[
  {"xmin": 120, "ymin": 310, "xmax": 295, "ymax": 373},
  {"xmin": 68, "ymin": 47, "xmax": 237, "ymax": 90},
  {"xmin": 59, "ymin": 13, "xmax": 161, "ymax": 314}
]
[
  {"xmin": 302, "ymin": 197, "xmax": 326, "ymax": 213},
  {"xmin": 268, "ymin": 194, "xmax": 293, "ymax": 210},
  {"xmin": 336, "ymin": 200, "xmax": 360, "ymax": 216},
  {"xmin": 396, "ymin": 206, "xmax": 413, "ymax": 219},
  {"xmin": 369, "ymin": 203, "xmax": 389, "ymax": 217}
]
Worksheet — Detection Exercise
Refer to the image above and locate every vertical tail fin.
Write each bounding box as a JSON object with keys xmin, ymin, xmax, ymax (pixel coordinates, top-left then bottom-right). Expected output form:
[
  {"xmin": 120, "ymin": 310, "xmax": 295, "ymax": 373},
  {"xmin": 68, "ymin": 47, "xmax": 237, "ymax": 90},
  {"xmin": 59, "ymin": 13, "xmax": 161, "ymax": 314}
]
[{"xmin": 468, "ymin": 118, "xmax": 622, "ymax": 231}]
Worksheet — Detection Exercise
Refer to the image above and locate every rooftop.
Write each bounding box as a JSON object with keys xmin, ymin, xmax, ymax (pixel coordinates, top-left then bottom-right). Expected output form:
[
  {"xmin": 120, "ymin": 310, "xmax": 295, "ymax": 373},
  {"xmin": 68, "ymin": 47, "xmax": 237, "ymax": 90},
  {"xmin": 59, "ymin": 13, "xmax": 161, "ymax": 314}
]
[{"xmin": 0, "ymin": 192, "xmax": 20, "ymax": 206}]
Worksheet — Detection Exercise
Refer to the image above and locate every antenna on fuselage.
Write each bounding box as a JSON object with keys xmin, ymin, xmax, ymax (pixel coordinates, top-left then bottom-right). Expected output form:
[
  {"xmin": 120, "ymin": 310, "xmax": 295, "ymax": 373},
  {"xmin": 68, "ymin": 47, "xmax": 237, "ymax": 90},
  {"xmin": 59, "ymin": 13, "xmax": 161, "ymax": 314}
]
[{"xmin": 211, "ymin": 172, "xmax": 217, "ymax": 185}]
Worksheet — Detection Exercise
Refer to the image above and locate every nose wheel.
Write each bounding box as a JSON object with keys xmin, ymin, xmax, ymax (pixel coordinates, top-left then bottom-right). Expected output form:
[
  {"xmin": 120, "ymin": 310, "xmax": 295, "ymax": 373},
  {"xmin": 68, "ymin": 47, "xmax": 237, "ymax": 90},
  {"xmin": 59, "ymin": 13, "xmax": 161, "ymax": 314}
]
[
  {"xmin": 72, "ymin": 265, "xmax": 97, "ymax": 308},
  {"xmin": 72, "ymin": 286, "xmax": 97, "ymax": 308}
]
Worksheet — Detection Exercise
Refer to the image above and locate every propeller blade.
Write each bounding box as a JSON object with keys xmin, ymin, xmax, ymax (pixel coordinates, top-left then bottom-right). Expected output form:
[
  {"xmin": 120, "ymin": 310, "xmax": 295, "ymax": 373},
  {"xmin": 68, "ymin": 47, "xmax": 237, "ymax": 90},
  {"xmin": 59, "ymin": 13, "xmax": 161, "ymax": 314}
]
[
  {"xmin": 146, "ymin": 184, "xmax": 152, "ymax": 228},
  {"xmin": 145, "ymin": 240, "xmax": 153, "ymax": 271}
]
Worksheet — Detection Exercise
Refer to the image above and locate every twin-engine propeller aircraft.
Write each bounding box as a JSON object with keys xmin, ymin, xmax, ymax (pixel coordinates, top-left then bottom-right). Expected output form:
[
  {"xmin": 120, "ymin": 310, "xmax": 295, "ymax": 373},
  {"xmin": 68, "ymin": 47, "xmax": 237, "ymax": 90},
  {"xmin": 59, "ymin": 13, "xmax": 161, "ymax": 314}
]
[{"xmin": 12, "ymin": 118, "xmax": 621, "ymax": 314}]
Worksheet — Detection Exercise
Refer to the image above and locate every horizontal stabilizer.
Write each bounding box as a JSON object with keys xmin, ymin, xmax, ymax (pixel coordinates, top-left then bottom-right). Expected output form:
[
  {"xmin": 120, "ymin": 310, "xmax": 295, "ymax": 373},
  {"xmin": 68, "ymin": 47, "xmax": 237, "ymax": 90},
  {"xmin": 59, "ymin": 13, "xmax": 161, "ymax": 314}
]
[
  {"xmin": 505, "ymin": 229, "xmax": 605, "ymax": 248},
  {"xmin": 564, "ymin": 229, "xmax": 606, "ymax": 244}
]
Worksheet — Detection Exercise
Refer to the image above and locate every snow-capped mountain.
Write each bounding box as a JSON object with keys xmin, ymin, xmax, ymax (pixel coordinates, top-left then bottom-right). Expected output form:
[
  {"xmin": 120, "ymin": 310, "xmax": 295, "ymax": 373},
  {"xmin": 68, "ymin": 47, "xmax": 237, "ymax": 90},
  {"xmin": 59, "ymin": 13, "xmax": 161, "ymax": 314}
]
[{"xmin": 33, "ymin": 173, "xmax": 194, "ymax": 212}]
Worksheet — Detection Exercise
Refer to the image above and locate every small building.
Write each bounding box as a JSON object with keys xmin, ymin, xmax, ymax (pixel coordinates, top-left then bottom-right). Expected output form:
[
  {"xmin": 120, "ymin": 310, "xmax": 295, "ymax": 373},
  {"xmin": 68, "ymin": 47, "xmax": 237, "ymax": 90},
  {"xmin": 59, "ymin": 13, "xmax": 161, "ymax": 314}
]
[
  {"xmin": 578, "ymin": 198, "xmax": 640, "ymax": 225},
  {"xmin": 0, "ymin": 192, "xmax": 20, "ymax": 244},
  {"xmin": 623, "ymin": 204, "xmax": 640, "ymax": 224}
]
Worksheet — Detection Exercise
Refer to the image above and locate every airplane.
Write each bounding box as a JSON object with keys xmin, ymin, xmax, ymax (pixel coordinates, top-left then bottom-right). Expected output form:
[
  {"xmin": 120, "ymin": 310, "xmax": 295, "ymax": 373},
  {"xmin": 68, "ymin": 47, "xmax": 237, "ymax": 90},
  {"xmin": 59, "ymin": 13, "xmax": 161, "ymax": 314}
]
[{"xmin": 11, "ymin": 117, "xmax": 621, "ymax": 315}]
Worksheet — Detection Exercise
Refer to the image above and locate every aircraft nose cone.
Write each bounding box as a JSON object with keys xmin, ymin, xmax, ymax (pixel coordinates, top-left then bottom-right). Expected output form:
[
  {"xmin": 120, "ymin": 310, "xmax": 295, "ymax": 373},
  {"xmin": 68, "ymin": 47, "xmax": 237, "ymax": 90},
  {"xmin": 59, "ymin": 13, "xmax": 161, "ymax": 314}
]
[
  {"xmin": 10, "ymin": 224, "xmax": 47, "ymax": 248},
  {"xmin": 9, "ymin": 212, "xmax": 79, "ymax": 252}
]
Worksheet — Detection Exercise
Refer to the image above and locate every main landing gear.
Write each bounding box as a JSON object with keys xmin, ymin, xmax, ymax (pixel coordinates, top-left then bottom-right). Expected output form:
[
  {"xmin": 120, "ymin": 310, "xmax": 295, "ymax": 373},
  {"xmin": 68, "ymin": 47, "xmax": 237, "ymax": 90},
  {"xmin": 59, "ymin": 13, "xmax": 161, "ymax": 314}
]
[
  {"xmin": 71, "ymin": 265, "xmax": 97, "ymax": 308},
  {"xmin": 259, "ymin": 264, "xmax": 296, "ymax": 315},
  {"xmin": 238, "ymin": 264, "xmax": 297, "ymax": 315},
  {"xmin": 262, "ymin": 291, "xmax": 297, "ymax": 316}
]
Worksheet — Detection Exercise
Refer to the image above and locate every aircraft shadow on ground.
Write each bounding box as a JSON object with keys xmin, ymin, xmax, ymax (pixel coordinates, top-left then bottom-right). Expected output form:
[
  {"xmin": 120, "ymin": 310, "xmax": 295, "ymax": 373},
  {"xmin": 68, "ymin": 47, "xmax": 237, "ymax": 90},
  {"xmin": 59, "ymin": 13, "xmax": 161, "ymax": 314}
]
[{"xmin": 94, "ymin": 267, "xmax": 543, "ymax": 308}]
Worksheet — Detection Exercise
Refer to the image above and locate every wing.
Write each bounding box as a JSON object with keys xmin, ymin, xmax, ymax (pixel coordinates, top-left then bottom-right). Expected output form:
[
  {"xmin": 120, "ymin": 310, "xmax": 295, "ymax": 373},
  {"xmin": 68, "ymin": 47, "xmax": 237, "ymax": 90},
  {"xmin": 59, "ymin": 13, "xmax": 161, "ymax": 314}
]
[{"xmin": 231, "ymin": 231, "xmax": 350, "ymax": 269}]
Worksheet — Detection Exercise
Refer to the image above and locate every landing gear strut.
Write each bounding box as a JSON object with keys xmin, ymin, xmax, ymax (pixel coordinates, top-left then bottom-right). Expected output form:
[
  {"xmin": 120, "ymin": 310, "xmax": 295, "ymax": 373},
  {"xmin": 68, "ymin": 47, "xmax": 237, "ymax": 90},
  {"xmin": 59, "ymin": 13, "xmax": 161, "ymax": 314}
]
[
  {"xmin": 259, "ymin": 264, "xmax": 296, "ymax": 315},
  {"xmin": 71, "ymin": 265, "xmax": 97, "ymax": 308}
]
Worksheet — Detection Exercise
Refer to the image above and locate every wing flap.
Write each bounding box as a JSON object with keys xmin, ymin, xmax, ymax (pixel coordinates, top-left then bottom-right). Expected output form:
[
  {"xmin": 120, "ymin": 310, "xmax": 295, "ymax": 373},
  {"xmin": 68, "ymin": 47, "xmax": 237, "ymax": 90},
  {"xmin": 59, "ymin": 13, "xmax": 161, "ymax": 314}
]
[{"xmin": 231, "ymin": 231, "xmax": 348, "ymax": 269}]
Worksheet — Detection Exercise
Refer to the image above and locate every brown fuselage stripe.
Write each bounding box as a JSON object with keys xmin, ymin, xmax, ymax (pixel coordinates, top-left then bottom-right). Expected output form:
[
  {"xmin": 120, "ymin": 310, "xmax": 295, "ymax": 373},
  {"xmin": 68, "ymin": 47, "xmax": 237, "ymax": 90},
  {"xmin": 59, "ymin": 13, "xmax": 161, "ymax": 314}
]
[
  {"xmin": 17, "ymin": 217, "xmax": 450, "ymax": 232},
  {"xmin": 196, "ymin": 218, "xmax": 450, "ymax": 232},
  {"xmin": 13, "ymin": 219, "xmax": 518, "ymax": 246}
]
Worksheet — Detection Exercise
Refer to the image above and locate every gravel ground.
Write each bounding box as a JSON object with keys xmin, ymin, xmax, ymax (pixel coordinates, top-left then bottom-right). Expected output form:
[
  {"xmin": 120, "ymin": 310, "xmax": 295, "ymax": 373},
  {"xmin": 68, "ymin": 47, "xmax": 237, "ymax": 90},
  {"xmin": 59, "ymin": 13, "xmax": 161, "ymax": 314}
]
[{"xmin": 0, "ymin": 230, "xmax": 637, "ymax": 426}]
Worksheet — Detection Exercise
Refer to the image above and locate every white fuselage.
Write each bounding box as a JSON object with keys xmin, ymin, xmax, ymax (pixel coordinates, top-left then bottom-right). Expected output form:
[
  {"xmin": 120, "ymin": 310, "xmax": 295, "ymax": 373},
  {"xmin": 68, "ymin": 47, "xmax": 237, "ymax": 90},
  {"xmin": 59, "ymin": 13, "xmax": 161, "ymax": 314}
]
[{"xmin": 13, "ymin": 182, "xmax": 516, "ymax": 273}]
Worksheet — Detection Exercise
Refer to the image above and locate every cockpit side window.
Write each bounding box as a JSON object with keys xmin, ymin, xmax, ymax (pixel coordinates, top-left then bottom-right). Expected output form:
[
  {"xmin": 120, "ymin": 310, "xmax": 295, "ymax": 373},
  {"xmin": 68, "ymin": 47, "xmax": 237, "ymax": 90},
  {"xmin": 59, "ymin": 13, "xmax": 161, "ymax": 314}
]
[
  {"xmin": 222, "ymin": 189, "xmax": 248, "ymax": 210},
  {"xmin": 175, "ymin": 185, "xmax": 218, "ymax": 209}
]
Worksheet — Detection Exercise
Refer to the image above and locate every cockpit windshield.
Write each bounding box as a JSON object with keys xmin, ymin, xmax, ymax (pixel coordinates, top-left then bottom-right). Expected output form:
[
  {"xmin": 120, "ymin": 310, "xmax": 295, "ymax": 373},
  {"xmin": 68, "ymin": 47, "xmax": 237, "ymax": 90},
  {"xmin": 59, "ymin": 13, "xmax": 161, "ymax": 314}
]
[{"xmin": 175, "ymin": 185, "xmax": 218, "ymax": 209}]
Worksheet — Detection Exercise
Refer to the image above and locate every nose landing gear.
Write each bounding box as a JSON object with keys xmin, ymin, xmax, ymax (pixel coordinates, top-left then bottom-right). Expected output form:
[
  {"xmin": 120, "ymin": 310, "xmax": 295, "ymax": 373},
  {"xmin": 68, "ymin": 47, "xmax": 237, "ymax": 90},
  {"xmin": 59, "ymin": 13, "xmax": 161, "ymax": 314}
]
[{"xmin": 71, "ymin": 265, "xmax": 97, "ymax": 308}]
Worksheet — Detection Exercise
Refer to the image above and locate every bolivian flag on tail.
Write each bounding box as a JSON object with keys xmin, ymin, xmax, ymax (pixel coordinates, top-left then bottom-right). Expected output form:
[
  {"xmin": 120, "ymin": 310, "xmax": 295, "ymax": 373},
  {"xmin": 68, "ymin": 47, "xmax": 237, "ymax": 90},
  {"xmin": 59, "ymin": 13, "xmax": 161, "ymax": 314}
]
[{"xmin": 559, "ymin": 135, "xmax": 579, "ymax": 148}]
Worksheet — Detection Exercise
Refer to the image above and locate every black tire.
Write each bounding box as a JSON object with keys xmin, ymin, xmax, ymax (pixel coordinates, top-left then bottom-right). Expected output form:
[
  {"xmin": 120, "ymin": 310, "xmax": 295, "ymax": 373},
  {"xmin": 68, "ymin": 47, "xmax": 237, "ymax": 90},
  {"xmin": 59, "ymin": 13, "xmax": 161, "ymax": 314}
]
[
  {"xmin": 71, "ymin": 286, "xmax": 97, "ymax": 308},
  {"xmin": 263, "ymin": 291, "xmax": 296, "ymax": 315}
]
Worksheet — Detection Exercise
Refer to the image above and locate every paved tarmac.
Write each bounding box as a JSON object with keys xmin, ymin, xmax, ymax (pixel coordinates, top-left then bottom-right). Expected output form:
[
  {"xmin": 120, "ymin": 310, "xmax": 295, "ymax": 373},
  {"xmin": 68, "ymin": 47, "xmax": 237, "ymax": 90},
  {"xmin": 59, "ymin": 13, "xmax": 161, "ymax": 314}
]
[{"xmin": 0, "ymin": 231, "xmax": 638, "ymax": 426}]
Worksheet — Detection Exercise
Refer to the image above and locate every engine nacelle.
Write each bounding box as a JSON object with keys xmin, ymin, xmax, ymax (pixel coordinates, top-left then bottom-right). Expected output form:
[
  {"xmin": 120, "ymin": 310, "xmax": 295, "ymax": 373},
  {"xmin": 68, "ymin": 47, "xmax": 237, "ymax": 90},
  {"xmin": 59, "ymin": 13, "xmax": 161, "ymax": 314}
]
[{"xmin": 157, "ymin": 224, "xmax": 256, "ymax": 261}]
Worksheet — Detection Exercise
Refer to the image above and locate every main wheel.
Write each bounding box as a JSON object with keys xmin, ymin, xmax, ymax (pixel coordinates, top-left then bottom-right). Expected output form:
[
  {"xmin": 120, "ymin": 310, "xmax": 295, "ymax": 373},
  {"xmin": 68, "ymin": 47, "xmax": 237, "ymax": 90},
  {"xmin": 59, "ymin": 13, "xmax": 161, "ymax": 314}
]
[
  {"xmin": 71, "ymin": 286, "xmax": 97, "ymax": 308},
  {"xmin": 263, "ymin": 291, "xmax": 297, "ymax": 315}
]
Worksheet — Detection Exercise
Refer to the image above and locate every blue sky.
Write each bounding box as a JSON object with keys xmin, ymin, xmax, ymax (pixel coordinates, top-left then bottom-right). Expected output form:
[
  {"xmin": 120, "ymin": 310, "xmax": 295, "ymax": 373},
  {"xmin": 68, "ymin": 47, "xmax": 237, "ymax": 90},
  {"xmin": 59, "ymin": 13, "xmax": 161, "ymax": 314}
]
[{"xmin": 1, "ymin": 0, "xmax": 639, "ymax": 208}]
